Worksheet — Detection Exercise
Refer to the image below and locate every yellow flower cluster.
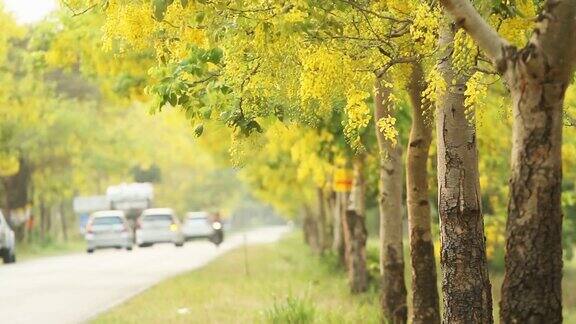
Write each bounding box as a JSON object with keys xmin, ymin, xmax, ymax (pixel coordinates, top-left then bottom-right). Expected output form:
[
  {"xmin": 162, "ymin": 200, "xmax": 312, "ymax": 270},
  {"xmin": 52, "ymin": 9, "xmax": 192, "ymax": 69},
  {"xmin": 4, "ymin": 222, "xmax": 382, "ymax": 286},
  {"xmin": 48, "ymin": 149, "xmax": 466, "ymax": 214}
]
[
  {"xmin": 229, "ymin": 131, "xmax": 265, "ymax": 167},
  {"xmin": 494, "ymin": 0, "xmax": 536, "ymax": 47},
  {"xmin": 343, "ymin": 89, "xmax": 371, "ymax": 149},
  {"xmin": 299, "ymin": 46, "xmax": 355, "ymax": 117},
  {"xmin": 291, "ymin": 130, "xmax": 333, "ymax": 187},
  {"xmin": 0, "ymin": 153, "xmax": 20, "ymax": 177},
  {"xmin": 102, "ymin": 0, "xmax": 156, "ymax": 53},
  {"xmin": 410, "ymin": 3, "xmax": 441, "ymax": 55},
  {"xmin": 464, "ymin": 72, "xmax": 487, "ymax": 122},
  {"xmin": 422, "ymin": 67, "xmax": 446, "ymax": 108},
  {"xmin": 102, "ymin": 0, "xmax": 205, "ymax": 64},
  {"xmin": 453, "ymin": 29, "xmax": 478, "ymax": 72},
  {"xmin": 377, "ymin": 115, "xmax": 398, "ymax": 145},
  {"xmin": 0, "ymin": 8, "xmax": 22, "ymax": 66},
  {"xmin": 386, "ymin": 0, "xmax": 413, "ymax": 15}
]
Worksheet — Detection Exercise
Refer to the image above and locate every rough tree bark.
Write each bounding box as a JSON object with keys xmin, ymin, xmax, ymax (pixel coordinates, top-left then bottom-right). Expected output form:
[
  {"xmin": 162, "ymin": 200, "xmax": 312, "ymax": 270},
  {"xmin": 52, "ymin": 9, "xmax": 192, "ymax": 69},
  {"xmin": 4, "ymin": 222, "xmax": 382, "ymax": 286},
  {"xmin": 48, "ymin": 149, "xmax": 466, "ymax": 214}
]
[
  {"xmin": 39, "ymin": 198, "xmax": 48, "ymax": 242},
  {"xmin": 60, "ymin": 201, "xmax": 68, "ymax": 242},
  {"xmin": 325, "ymin": 189, "xmax": 336, "ymax": 255},
  {"xmin": 47, "ymin": 204, "xmax": 53, "ymax": 233},
  {"xmin": 439, "ymin": 0, "xmax": 576, "ymax": 322},
  {"xmin": 316, "ymin": 187, "xmax": 328, "ymax": 253},
  {"xmin": 342, "ymin": 155, "xmax": 368, "ymax": 294},
  {"xmin": 406, "ymin": 63, "xmax": 440, "ymax": 324},
  {"xmin": 303, "ymin": 204, "xmax": 320, "ymax": 253},
  {"xmin": 374, "ymin": 77, "xmax": 407, "ymax": 323},
  {"xmin": 1, "ymin": 157, "xmax": 31, "ymax": 240},
  {"xmin": 436, "ymin": 26, "xmax": 493, "ymax": 323},
  {"xmin": 333, "ymin": 191, "xmax": 347, "ymax": 267}
]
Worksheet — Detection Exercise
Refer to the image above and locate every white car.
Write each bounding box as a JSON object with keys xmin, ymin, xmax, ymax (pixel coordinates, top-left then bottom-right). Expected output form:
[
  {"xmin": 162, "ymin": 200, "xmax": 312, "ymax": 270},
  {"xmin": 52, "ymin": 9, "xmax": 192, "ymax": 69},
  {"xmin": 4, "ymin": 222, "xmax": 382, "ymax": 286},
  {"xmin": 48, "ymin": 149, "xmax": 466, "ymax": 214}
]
[
  {"xmin": 0, "ymin": 211, "xmax": 16, "ymax": 264},
  {"xmin": 85, "ymin": 210, "xmax": 133, "ymax": 253},
  {"xmin": 183, "ymin": 211, "xmax": 213, "ymax": 240},
  {"xmin": 136, "ymin": 208, "xmax": 184, "ymax": 247}
]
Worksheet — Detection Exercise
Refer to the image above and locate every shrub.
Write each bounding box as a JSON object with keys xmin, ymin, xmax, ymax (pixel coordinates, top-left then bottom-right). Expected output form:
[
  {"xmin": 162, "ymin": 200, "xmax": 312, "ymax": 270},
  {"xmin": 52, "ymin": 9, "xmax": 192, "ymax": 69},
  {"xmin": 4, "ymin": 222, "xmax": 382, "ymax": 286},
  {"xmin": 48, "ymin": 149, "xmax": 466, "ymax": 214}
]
[{"xmin": 263, "ymin": 295, "xmax": 315, "ymax": 324}]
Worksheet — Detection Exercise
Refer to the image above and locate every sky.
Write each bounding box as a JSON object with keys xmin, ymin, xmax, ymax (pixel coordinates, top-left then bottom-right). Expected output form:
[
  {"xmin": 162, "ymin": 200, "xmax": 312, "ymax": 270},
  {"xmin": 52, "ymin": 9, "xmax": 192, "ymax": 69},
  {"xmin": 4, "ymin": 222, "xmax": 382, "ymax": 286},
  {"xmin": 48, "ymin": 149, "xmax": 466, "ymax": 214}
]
[{"xmin": 3, "ymin": 0, "xmax": 58, "ymax": 24}]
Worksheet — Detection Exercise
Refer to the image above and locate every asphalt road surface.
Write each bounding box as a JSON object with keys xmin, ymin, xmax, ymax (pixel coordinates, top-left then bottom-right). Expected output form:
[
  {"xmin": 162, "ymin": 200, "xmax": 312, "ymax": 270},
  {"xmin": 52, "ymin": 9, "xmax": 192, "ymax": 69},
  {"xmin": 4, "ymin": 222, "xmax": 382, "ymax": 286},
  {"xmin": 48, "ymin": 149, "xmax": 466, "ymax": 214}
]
[{"xmin": 0, "ymin": 226, "xmax": 289, "ymax": 324}]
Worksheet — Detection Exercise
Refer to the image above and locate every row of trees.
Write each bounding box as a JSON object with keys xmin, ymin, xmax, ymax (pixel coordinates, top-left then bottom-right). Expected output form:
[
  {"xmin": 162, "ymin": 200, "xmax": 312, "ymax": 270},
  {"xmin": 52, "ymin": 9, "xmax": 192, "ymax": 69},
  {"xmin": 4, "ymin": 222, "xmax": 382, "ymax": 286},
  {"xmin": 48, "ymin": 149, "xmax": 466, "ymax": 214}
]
[
  {"xmin": 51, "ymin": 0, "xmax": 576, "ymax": 323},
  {"xmin": 0, "ymin": 5, "xmax": 245, "ymax": 244}
]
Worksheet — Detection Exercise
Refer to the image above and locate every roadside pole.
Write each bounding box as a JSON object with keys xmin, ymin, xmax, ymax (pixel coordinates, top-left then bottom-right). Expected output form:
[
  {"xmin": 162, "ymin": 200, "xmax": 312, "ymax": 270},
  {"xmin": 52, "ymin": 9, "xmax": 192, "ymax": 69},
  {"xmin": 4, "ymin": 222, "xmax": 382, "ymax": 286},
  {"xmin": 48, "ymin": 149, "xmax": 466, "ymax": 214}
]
[{"xmin": 243, "ymin": 230, "xmax": 250, "ymax": 276}]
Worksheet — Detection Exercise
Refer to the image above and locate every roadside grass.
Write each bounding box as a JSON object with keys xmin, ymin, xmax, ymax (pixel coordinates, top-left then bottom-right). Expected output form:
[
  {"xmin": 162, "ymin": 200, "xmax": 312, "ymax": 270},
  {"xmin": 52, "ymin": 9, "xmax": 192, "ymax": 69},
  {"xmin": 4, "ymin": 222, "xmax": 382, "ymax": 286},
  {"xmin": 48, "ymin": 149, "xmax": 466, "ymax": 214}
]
[
  {"xmin": 562, "ymin": 255, "xmax": 576, "ymax": 323},
  {"xmin": 93, "ymin": 232, "xmax": 576, "ymax": 324},
  {"xmin": 17, "ymin": 235, "xmax": 85, "ymax": 260},
  {"xmin": 93, "ymin": 233, "xmax": 381, "ymax": 324}
]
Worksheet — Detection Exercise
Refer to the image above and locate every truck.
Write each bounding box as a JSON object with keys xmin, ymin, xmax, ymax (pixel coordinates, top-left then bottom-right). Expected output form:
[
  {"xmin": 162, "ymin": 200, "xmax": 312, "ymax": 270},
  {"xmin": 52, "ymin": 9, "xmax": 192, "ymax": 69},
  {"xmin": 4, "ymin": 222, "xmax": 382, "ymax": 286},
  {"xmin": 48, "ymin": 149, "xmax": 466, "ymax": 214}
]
[
  {"xmin": 106, "ymin": 183, "xmax": 154, "ymax": 238},
  {"xmin": 73, "ymin": 195, "xmax": 111, "ymax": 234},
  {"xmin": 73, "ymin": 183, "xmax": 154, "ymax": 236}
]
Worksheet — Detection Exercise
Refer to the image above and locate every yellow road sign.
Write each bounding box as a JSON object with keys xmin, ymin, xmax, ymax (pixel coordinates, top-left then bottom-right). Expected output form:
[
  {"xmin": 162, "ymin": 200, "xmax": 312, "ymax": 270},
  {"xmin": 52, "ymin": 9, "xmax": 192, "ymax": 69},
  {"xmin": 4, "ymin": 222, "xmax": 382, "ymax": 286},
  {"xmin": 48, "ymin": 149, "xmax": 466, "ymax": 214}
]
[{"xmin": 333, "ymin": 168, "xmax": 353, "ymax": 192}]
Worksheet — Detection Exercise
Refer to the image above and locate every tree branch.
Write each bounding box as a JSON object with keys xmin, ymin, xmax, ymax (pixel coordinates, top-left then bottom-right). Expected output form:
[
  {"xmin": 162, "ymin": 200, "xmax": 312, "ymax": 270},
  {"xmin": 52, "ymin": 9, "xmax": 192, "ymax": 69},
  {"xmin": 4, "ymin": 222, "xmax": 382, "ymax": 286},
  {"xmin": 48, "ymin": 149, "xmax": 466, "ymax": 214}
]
[
  {"xmin": 376, "ymin": 55, "xmax": 418, "ymax": 78},
  {"xmin": 337, "ymin": 0, "xmax": 408, "ymax": 23},
  {"xmin": 439, "ymin": 0, "xmax": 511, "ymax": 71},
  {"xmin": 536, "ymin": 0, "xmax": 576, "ymax": 82},
  {"xmin": 62, "ymin": 1, "xmax": 97, "ymax": 17}
]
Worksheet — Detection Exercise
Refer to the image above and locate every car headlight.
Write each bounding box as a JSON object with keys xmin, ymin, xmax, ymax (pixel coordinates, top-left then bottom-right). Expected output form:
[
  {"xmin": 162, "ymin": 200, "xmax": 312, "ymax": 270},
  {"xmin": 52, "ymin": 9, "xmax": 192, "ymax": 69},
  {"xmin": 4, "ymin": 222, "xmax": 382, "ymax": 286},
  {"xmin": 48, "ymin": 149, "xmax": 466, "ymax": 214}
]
[
  {"xmin": 170, "ymin": 224, "xmax": 179, "ymax": 232},
  {"xmin": 212, "ymin": 222, "xmax": 222, "ymax": 230}
]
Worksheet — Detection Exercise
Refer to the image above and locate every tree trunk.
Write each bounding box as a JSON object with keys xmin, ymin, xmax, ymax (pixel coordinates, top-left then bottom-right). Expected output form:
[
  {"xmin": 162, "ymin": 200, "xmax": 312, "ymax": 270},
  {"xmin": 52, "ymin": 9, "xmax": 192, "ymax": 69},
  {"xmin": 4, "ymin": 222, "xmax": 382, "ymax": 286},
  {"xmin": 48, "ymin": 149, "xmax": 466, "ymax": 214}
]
[
  {"xmin": 324, "ymin": 189, "xmax": 335, "ymax": 251},
  {"xmin": 27, "ymin": 212, "xmax": 34, "ymax": 244},
  {"xmin": 1, "ymin": 157, "xmax": 31, "ymax": 241},
  {"xmin": 437, "ymin": 2, "xmax": 576, "ymax": 321},
  {"xmin": 316, "ymin": 187, "xmax": 327, "ymax": 253},
  {"xmin": 497, "ymin": 2, "xmax": 576, "ymax": 322},
  {"xmin": 47, "ymin": 204, "xmax": 53, "ymax": 234},
  {"xmin": 499, "ymin": 64, "xmax": 564, "ymax": 324},
  {"xmin": 374, "ymin": 77, "xmax": 407, "ymax": 323},
  {"xmin": 436, "ymin": 26, "xmax": 492, "ymax": 324},
  {"xmin": 324, "ymin": 191, "xmax": 337, "ymax": 256},
  {"xmin": 342, "ymin": 156, "xmax": 368, "ymax": 294},
  {"xmin": 333, "ymin": 191, "xmax": 347, "ymax": 267},
  {"xmin": 302, "ymin": 204, "xmax": 318, "ymax": 251},
  {"xmin": 406, "ymin": 63, "xmax": 440, "ymax": 324},
  {"xmin": 40, "ymin": 198, "xmax": 47, "ymax": 242},
  {"xmin": 60, "ymin": 201, "xmax": 68, "ymax": 242}
]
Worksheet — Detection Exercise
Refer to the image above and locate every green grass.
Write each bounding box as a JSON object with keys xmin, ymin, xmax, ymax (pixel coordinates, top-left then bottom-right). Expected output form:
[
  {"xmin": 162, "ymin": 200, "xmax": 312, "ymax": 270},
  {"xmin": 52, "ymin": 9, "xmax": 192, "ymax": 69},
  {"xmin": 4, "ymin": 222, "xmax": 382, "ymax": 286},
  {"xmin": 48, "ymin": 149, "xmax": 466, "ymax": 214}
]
[
  {"xmin": 93, "ymin": 234, "xmax": 381, "ymax": 324},
  {"xmin": 93, "ymin": 234, "xmax": 576, "ymax": 323},
  {"xmin": 16, "ymin": 235, "xmax": 86, "ymax": 261},
  {"xmin": 563, "ymin": 256, "xmax": 576, "ymax": 322},
  {"xmin": 263, "ymin": 295, "xmax": 316, "ymax": 324}
]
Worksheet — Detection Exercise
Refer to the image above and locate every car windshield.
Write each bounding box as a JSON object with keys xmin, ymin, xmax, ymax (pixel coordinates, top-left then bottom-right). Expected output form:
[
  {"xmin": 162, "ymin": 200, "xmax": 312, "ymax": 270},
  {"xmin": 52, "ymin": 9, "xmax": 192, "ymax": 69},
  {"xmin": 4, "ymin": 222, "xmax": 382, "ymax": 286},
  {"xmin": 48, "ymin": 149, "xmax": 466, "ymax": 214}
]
[
  {"xmin": 187, "ymin": 212, "xmax": 208, "ymax": 218},
  {"xmin": 143, "ymin": 214, "xmax": 173, "ymax": 223},
  {"xmin": 187, "ymin": 217, "xmax": 208, "ymax": 224},
  {"xmin": 93, "ymin": 216, "xmax": 122, "ymax": 225}
]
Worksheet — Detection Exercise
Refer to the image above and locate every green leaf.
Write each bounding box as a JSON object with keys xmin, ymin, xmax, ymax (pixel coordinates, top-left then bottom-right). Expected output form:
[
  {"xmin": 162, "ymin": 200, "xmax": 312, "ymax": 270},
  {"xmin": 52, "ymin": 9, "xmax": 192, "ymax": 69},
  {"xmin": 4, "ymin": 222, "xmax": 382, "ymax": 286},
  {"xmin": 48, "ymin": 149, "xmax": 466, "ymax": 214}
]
[
  {"xmin": 202, "ymin": 109, "xmax": 211, "ymax": 119},
  {"xmin": 180, "ymin": 0, "xmax": 188, "ymax": 8},
  {"xmin": 195, "ymin": 12, "xmax": 205, "ymax": 23},
  {"xmin": 168, "ymin": 93, "xmax": 178, "ymax": 106},
  {"xmin": 246, "ymin": 120, "xmax": 263, "ymax": 133},
  {"xmin": 204, "ymin": 48, "xmax": 223, "ymax": 64},
  {"xmin": 178, "ymin": 94, "xmax": 189, "ymax": 105},
  {"xmin": 218, "ymin": 84, "xmax": 233, "ymax": 95},
  {"xmin": 153, "ymin": 0, "xmax": 168, "ymax": 21},
  {"xmin": 194, "ymin": 124, "xmax": 204, "ymax": 137}
]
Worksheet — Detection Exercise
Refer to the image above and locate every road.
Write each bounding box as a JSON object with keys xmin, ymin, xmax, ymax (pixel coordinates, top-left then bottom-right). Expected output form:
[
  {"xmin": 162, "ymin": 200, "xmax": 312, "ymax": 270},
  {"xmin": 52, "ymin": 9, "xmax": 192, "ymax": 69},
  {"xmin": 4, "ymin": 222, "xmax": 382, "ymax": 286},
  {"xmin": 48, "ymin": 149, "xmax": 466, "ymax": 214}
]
[{"xmin": 0, "ymin": 226, "xmax": 289, "ymax": 324}]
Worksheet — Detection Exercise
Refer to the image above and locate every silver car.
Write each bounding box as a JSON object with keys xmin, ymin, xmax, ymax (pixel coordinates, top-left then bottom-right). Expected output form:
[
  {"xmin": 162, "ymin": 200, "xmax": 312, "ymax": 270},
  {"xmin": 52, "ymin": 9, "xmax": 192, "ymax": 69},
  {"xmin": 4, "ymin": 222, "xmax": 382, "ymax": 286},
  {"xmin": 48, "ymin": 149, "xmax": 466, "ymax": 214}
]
[
  {"xmin": 136, "ymin": 208, "xmax": 184, "ymax": 247},
  {"xmin": 0, "ymin": 211, "xmax": 16, "ymax": 264},
  {"xmin": 182, "ymin": 212, "xmax": 213, "ymax": 241},
  {"xmin": 85, "ymin": 211, "xmax": 133, "ymax": 253}
]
